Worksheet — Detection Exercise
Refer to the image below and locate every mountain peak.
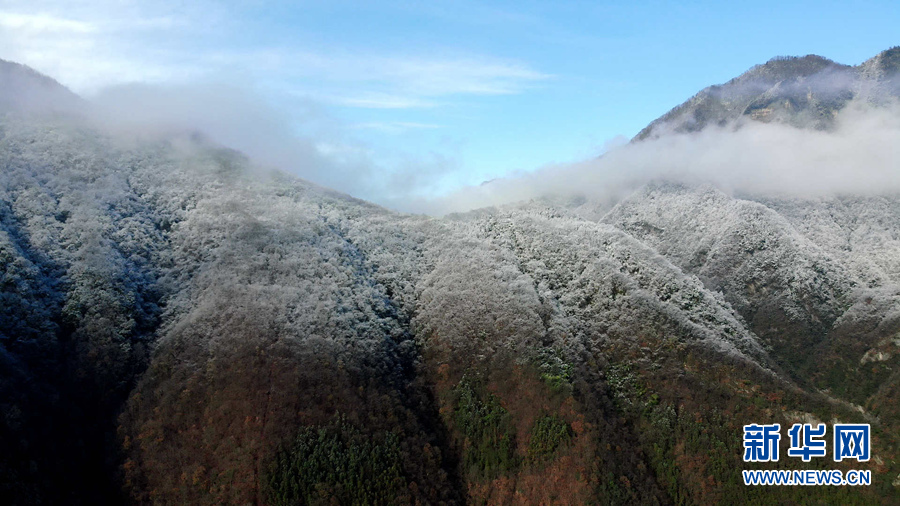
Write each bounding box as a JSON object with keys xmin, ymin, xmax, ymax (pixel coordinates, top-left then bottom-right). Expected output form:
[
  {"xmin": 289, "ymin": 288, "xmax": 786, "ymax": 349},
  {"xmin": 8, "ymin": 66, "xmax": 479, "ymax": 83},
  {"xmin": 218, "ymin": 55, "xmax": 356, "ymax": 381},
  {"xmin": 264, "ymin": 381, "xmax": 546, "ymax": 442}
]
[
  {"xmin": 740, "ymin": 54, "xmax": 844, "ymax": 83},
  {"xmin": 634, "ymin": 48, "xmax": 898, "ymax": 141}
]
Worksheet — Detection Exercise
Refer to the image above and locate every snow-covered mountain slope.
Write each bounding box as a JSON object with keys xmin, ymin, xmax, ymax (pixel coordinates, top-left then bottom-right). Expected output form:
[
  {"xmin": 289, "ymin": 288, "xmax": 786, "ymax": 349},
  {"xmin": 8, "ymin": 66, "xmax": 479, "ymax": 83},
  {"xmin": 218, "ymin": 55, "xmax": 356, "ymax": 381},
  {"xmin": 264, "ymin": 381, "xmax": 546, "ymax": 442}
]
[
  {"xmin": 2, "ymin": 50, "xmax": 899, "ymax": 504},
  {"xmin": 601, "ymin": 182, "xmax": 900, "ymax": 425},
  {"xmin": 753, "ymin": 194, "xmax": 900, "ymax": 287},
  {"xmin": 603, "ymin": 183, "xmax": 856, "ymax": 346}
]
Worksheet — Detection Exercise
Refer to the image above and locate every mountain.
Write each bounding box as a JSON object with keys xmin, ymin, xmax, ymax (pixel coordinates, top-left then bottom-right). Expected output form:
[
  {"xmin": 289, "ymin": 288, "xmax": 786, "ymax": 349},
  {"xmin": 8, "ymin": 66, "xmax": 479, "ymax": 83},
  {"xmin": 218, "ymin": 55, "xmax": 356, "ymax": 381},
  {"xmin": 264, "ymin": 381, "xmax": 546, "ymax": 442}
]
[
  {"xmin": 1, "ymin": 50, "xmax": 899, "ymax": 505},
  {"xmin": 635, "ymin": 47, "xmax": 900, "ymax": 140},
  {"xmin": 0, "ymin": 59, "xmax": 82, "ymax": 115}
]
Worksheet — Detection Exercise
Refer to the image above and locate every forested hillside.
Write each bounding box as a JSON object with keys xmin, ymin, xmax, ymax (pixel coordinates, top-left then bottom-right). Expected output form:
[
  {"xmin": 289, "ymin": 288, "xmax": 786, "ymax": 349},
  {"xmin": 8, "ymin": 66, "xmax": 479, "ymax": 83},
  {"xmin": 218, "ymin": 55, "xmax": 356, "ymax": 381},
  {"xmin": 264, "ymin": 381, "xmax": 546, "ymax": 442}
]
[{"xmin": 1, "ymin": 54, "xmax": 899, "ymax": 504}]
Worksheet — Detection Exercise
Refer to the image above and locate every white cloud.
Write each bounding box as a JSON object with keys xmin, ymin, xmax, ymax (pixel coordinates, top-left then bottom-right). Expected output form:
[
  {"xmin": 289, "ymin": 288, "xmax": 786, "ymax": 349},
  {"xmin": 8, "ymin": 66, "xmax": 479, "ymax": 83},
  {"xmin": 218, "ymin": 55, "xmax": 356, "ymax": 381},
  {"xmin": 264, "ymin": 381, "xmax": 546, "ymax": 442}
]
[
  {"xmin": 0, "ymin": 11, "xmax": 96, "ymax": 33},
  {"xmin": 379, "ymin": 56, "xmax": 550, "ymax": 96},
  {"xmin": 274, "ymin": 52, "xmax": 549, "ymax": 108},
  {"xmin": 0, "ymin": 2, "xmax": 549, "ymax": 107},
  {"xmin": 325, "ymin": 93, "xmax": 439, "ymax": 109},
  {"xmin": 414, "ymin": 100, "xmax": 900, "ymax": 215},
  {"xmin": 0, "ymin": 2, "xmax": 220, "ymax": 92},
  {"xmin": 352, "ymin": 121, "xmax": 443, "ymax": 134}
]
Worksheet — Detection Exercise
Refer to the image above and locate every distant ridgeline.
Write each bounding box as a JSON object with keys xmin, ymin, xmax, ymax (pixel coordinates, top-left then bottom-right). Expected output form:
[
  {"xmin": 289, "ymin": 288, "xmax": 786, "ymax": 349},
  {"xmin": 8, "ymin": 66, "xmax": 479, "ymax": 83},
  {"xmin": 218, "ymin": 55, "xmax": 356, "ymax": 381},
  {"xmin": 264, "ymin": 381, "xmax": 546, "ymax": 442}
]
[
  {"xmin": 1, "ymin": 50, "xmax": 899, "ymax": 505},
  {"xmin": 635, "ymin": 47, "xmax": 900, "ymax": 140}
]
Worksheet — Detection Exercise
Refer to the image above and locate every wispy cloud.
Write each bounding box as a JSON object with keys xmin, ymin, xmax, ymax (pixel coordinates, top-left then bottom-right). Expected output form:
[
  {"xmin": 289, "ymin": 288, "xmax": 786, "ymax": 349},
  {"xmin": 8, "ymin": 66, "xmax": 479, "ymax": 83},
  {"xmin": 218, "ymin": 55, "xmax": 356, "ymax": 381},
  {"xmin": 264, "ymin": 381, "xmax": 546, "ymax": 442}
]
[
  {"xmin": 376, "ymin": 56, "xmax": 550, "ymax": 96},
  {"xmin": 0, "ymin": 2, "xmax": 549, "ymax": 109},
  {"xmin": 0, "ymin": 11, "xmax": 96, "ymax": 33},
  {"xmin": 352, "ymin": 121, "xmax": 443, "ymax": 134},
  {"xmin": 0, "ymin": 2, "xmax": 221, "ymax": 92},
  {"xmin": 269, "ymin": 51, "xmax": 550, "ymax": 109},
  {"xmin": 325, "ymin": 93, "xmax": 439, "ymax": 110}
]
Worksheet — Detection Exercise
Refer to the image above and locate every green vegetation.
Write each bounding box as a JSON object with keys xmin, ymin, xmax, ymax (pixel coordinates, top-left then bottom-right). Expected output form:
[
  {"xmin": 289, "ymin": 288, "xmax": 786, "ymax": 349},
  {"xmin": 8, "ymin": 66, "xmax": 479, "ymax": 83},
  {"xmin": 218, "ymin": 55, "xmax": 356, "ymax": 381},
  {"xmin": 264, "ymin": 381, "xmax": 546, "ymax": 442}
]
[
  {"xmin": 528, "ymin": 414, "xmax": 572, "ymax": 462},
  {"xmin": 265, "ymin": 417, "xmax": 409, "ymax": 506},
  {"xmin": 536, "ymin": 347, "xmax": 574, "ymax": 393},
  {"xmin": 453, "ymin": 377, "xmax": 518, "ymax": 480},
  {"xmin": 605, "ymin": 362, "xmax": 648, "ymax": 409}
]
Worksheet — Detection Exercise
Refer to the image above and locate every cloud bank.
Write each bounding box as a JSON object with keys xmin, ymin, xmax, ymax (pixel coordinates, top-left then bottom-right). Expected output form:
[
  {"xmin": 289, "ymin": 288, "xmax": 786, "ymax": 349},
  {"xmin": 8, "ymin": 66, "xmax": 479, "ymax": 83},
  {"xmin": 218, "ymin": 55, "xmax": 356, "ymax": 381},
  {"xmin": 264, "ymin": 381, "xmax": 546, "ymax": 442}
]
[
  {"xmin": 84, "ymin": 84, "xmax": 900, "ymax": 218},
  {"xmin": 415, "ymin": 101, "xmax": 900, "ymax": 215}
]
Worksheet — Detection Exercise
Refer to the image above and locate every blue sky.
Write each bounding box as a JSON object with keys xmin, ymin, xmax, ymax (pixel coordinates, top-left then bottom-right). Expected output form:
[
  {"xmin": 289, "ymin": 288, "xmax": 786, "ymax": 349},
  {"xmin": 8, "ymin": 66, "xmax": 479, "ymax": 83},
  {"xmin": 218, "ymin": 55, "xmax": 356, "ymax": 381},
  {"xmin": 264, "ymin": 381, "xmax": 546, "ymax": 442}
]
[{"xmin": 1, "ymin": 1, "xmax": 898, "ymax": 206}]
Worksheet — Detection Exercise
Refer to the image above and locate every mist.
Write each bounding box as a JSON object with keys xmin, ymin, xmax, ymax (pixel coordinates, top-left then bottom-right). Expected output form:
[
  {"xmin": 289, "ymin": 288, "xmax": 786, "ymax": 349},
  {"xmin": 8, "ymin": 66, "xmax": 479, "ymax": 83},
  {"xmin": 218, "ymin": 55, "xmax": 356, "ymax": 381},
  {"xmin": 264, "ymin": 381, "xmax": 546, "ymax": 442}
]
[
  {"xmin": 72, "ymin": 79, "xmax": 900, "ymax": 219},
  {"xmin": 414, "ymin": 100, "xmax": 900, "ymax": 216},
  {"xmin": 84, "ymin": 82, "xmax": 457, "ymax": 206}
]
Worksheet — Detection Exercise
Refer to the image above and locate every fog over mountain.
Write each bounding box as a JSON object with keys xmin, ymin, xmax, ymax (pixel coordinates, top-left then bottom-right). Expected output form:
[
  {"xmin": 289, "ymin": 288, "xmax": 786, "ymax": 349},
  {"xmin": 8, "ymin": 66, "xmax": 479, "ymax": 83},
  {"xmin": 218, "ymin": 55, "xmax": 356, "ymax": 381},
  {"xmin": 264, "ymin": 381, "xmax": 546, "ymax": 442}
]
[
  {"xmin": 423, "ymin": 49, "xmax": 900, "ymax": 215},
  {"xmin": 1, "ymin": 50, "xmax": 899, "ymax": 504},
  {"xmin": 0, "ymin": 59, "xmax": 83, "ymax": 115},
  {"xmin": 84, "ymin": 82, "xmax": 460, "ymax": 209}
]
